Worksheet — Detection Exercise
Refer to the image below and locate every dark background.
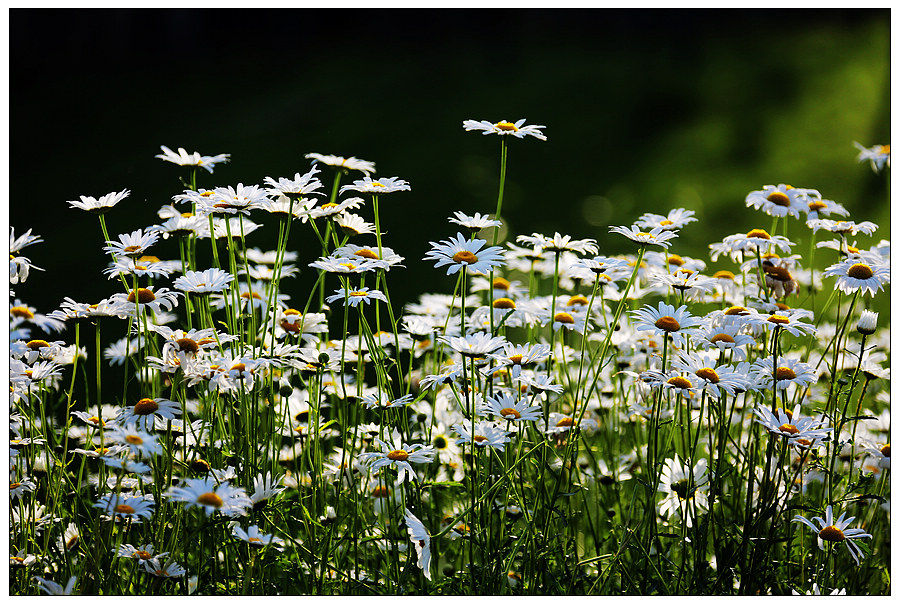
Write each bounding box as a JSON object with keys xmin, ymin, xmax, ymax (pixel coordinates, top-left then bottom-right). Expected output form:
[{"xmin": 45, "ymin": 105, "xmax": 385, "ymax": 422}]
[{"xmin": 9, "ymin": 9, "xmax": 891, "ymax": 320}]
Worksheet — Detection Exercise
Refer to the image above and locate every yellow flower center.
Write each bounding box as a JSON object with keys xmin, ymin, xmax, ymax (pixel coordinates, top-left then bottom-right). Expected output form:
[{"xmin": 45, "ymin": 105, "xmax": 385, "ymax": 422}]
[
  {"xmin": 127, "ymin": 288, "xmax": 157, "ymax": 304},
  {"xmin": 349, "ymin": 291, "xmax": 369, "ymax": 297},
  {"xmin": 713, "ymin": 270, "xmax": 735, "ymax": 280},
  {"xmin": 879, "ymin": 145, "xmax": 890, "ymax": 154},
  {"xmin": 554, "ymin": 312, "xmax": 575, "ymax": 325},
  {"xmin": 776, "ymin": 366, "xmax": 797, "ymax": 381},
  {"xmin": 778, "ymin": 423, "xmax": 799, "ymax": 435},
  {"xmin": 654, "ymin": 316, "xmax": 681, "ymax": 332},
  {"xmin": 493, "ymin": 298, "xmax": 516, "ymax": 309},
  {"xmin": 387, "ymin": 450, "xmax": 409, "ymax": 462},
  {"xmin": 240, "ymin": 291, "xmax": 263, "ymax": 300},
  {"xmin": 495, "ymin": 121, "xmax": 518, "ymax": 131},
  {"xmin": 667, "ymin": 376, "xmax": 693, "ymax": 389},
  {"xmin": 508, "ymin": 354, "xmax": 524, "ymax": 365},
  {"xmin": 248, "ymin": 537, "xmax": 262, "ymax": 543},
  {"xmin": 369, "ymin": 181, "xmax": 386, "ymax": 187},
  {"xmin": 114, "ymin": 504, "xmax": 136, "ymax": 515},
  {"xmin": 197, "ymin": 492, "xmax": 224, "ymax": 508},
  {"xmin": 818, "ymin": 525, "xmax": 846, "ymax": 542},
  {"xmin": 10, "ymin": 306, "xmax": 35, "ymax": 319},
  {"xmin": 880, "ymin": 444, "xmax": 890, "ymax": 457},
  {"xmin": 123, "ymin": 245, "xmax": 142, "ymax": 253},
  {"xmin": 767, "ymin": 315, "xmax": 791, "ymax": 325},
  {"xmin": 10, "ymin": 482, "xmax": 21, "ymax": 489},
  {"xmin": 231, "ymin": 362, "xmax": 247, "ymax": 374},
  {"xmin": 847, "ymin": 263, "xmax": 874, "ymax": 280},
  {"xmin": 695, "ymin": 368, "xmax": 719, "ymax": 383},
  {"xmin": 766, "ymin": 191, "xmax": 791, "ymax": 207},
  {"xmin": 499, "ymin": 407, "xmax": 521, "ymax": 419},
  {"xmin": 125, "ymin": 435, "xmax": 144, "ymax": 445},
  {"xmin": 136, "ymin": 550, "xmax": 153, "ymax": 560},
  {"xmin": 176, "ymin": 337, "xmax": 200, "ymax": 353},
  {"xmin": 659, "ymin": 219, "xmax": 674, "ymax": 226},
  {"xmin": 473, "ymin": 435, "xmax": 489, "ymax": 442},
  {"xmin": 354, "ymin": 248, "xmax": 379, "ymax": 260},
  {"xmin": 133, "ymin": 398, "xmax": 159, "ymax": 415},
  {"xmin": 724, "ymin": 306, "xmax": 749, "ymax": 316},
  {"xmin": 567, "ymin": 295, "xmax": 589, "ymax": 307},
  {"xmin": 710, "ymin": 333, "xmax": 735, "ymax": 344},
  {"xmin": 556, "ymin": 417, "xmax": 574, "ymax": 427},
  {"xmin": 371, "ymin": 486, "xmax": 390, "ymax": 497},
  {"xmin": 746, "ymin": 229, "xmax": 771, "ymax": 240},
  {"xmin": 808, "ymin": 201, "xmax": 827, "ymax": 212},
  {"xmin": 26, "ymin": 340, "xmax": 50, "ymax": 350},
  {"xmin": 493, "ymin": 277, "xmax": 511, "ymax": 290},
  {"xmin": 452, "ymin": 250, "xmax": 479, "ymax": 264},
  {"xmin": 667, "ymin": 254, "xmax": 684, "ymax": 266}
]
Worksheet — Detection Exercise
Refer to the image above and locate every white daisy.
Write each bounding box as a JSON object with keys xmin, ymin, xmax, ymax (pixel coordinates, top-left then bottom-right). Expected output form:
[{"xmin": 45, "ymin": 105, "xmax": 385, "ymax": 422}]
[
  {"xmin": 609, "ymin": 224, "xmax": 679, "ymax": 249},
  {"xmin": 853, "ymin": 142, "xmax": 890, "ymax": 173},
  {"xmin": 340, "ymin": 176, "xmax": 410, "ymax": 195},
  {"xmin": 156, "ymin": 145, "xmax": 229, "ymax": 173},
  {"xmin": 462, "ymin": 118, "xmax": 547, "ymax": 141},
  {"xmin": 404, "ymin": 509, "xmax": 432, "ymax": 580},
  {"xmin": 822, "ymin": 257, "xmax": 890, "ymax": 297},
  {"xmin": 67, "ymin": 189, "xmax": 130, "ymax": 214},
  {"xmin": 165, "ymin": 477, "xmax": 252, "ymax": 517},
  {"xmin": 424, "ymin": 232, "xmax": 506, "ymax": 276},
  {"xmin": 325, "ymin": 287, "xmax": 388, "ymax": 307},
  {"xmin": 173, "ymin": 267, "xmax": 235, "ymax": 294},
  {"xmin": 305, "ymin": 152, "xmax": 376, "ymax": 175},
  {"xmin": 793, "ymin": 505, "xmax": 872, "ymax": 564}
]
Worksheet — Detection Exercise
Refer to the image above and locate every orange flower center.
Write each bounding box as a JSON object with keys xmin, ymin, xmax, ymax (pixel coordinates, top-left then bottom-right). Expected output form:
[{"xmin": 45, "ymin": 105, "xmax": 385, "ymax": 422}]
[
  {"xmin": 493, "ymin": 277, "xmax": 510, "ymax": 290},
  {"xmin": 556, "ymin": 417, "xmax": 574, "ymax": 427},
  {"xmin": 136, "ymin": 550, "xmax": 153, "ymax": 560},
  {"xmin": 666, "ymin": 376, "xmax": 693, "ymax": 389},
  {"xmin": 495, "ymin": 121, "xmax": 518, "ymax": 131},
  {"xmin": 818, "ymin": 525, "xmax": 845, "ymax": 542},
  {"xmin": 127, "ymin": 288, "xmax": 157, "ymax": 304},
  {"xmin": 847, "ymin": 263, "xmax": 874, "ymax": 280},
  {"xmin": 499, "ymin": 407, "xmax": 521, "ymax": 419},
  {"xmin": 767, "ymin": 315, "xmax": 791, "ymax": 325},
  {"xmin": 766, "ymin": 191, "xmax": 791, "ymax": 207},
  {"xmin": 493, "ymin": 298, "xmax": 516, "ymax": 309},
  {"xmin": 808, "ymin": 201, "xmax": 827, "ymax": 211},
  {"xmin": 387, "ymin": 450, "xmax": 409, "ymax": 462},
  {"xmin": 452, "ymin": 250, "xmax": 479, "ymax": 264},
  {"xmin": 371, "ymin": 486, "xmax": 390, "ymax": 497},
  {"xmin": 667, "ymin": 254, "xmax": 684, "ymax": 266},
  {"xmin": 713, "ymin": 270, "xmax": 735, "ymax": 280},
  {"xmin": 10, "ymin": 306, "xmax": 35, "ymax": 319},
  {"xmin": 354, "ymin": 248, "xmax": 379, "ymax": 260},
  {"xmin": 695, "ymin": 368, "xmax": 720, "ymax": 383},
  {"xmin": 176, "ymin": 337, "xmax": 199, "ymax": 353},
  {"xmin": 508, "ymin": 354, "xmax": 524, "ymax": 365},
  {"xmin": 567, "ymin": 294, "xmax": 589, "ymax": 306},
  {"xmin": 775, "ymin": 366, "xmax": 797, "ymax": 381},
  {"xmin": 746, "ymin": 229, "xmax": 771, "ymax": 240},
  {"xmin": 724, "ymin": 306, "xmax": 749, "ymax": 316},
  {"xmin": 197, "ymin": 492, "xmax": 224, "ymax": 508},
  {"xmin": 778, "ymin": 423, "xmax": 799, "ymax": 435},
  {"xmin": 26, "ymin": 340, "xmax": 50, "ymax": 350},
  {"xmin": 125, "ymin": 435, "xmax": 144, "ymax": 445},
  {"xmin": 114, "ymin": 504, "xmax": 136, "ymax": 514},
  {"xmin": 473, "ymin": 435, "xmax": 488, "ymax": 442},
  {"xmin": 554, "ymin": 312, "xmax": 575, "ymax": 325},
  {"xmin": 133, "ymin": 398, "xmax": 159, "ymax": 415},
  {"xmin": 654, "ymin": 316, "xmax": 681, "ymax": 332},
  {"xmin": 710, "ymin": 333, "xmax": 735, "ymax": 344}
]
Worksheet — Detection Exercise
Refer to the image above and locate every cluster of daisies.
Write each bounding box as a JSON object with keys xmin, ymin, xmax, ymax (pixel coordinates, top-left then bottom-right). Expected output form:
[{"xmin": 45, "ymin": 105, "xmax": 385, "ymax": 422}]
[{"xmin": 8, "ymin": 121, "xmax": 890, "ymax": 595}]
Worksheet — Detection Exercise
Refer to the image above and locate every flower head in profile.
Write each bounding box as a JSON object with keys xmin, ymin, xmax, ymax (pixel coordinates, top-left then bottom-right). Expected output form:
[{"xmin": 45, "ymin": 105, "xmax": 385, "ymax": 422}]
[
  {"xmin": 174, "ymin": 267, "xmax": 235, "ymax": 294},
  {"xmin": 156, "ymin": 145, "xmax": 230, "ymax": 173},
  {"xmin": 439, "ymin": 332, "xmax": 506, "ymax": 357},
  {"xmin": 166, "ymin": 477, "xmax": 251, "ymax": 517},
  {"xmin": 463, "ymin": 118, "xmax": 547, "ymax": 141},
  {"xmin": 67, "ymin": 189, "xmax": 130, "ymax": 215},
  {"xmin": 325, "ymin": 287, "xmax": 388, "ymax": 307},
  {"xmin": 745, "ymin": 184, "xmax": 818, "ymax": 219},
  {"xmin": 103, "ymin": 229, "xmax": 159, "ymax": 258},
  {"xmin": 853, "ymin": 142, "xmax": 890, "ymax": 173},
  {"xmin": 609, "ymin": 225, "xmax": 679, "ymax": 249},
  {"xmin": 449, "ymin": 211, "xmax": 502, "ymax": 233},
  {"xmin": 404, "ymin": 509, "xmax": 432, "ymax": 580},
  {"xmin": 793, "ymin": 505, "xmax": 872, "ymax": 564},
  {"xmin": 340, "ymin": 176, "xmax": 410, "ymax": 195},
  {"xmin": 34, "ymin": 576, "xmax": 77, "ymax": 596},
  {"xmin": 516, "ymin": 232, "xmax": 598, "ymax": 256},
  {"xmin": 424, "ymin": 232, "xmax": 506, "ymax": 276},
  {"xmin": 306, "ymin": 152, "xmax": 376, "ymax": 175},
  {"xmin": 453, "ymin": 421, "xmax": 511, "ymax": 450},
  {"xmin": 822, "ymin": 257, "xmax": 890, "ymax": 297},
  {"xmin": 264, "ymin": 165, "xmax": 325, "ymax": 198},
  {"xmin": 635, "ymin": 208, "xmax": 697, "ymax": 230},
  {"xmin": 752, "ymin": 404, "xmax": 831, "ymax": 447},
  {"xmin": 232, "ymin": 524, "xmax": 285, "ymax": 548},
  {"xmin": 94, "ymin": 493, "xmax": 155, "ymax": 522}
]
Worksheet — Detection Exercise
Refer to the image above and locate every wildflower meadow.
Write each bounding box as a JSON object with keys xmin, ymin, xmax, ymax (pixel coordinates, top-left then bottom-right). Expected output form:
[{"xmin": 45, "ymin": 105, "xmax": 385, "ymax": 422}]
[{"xmin": 8, "ymin": 119, "xmax": 891, "ymax": 596}]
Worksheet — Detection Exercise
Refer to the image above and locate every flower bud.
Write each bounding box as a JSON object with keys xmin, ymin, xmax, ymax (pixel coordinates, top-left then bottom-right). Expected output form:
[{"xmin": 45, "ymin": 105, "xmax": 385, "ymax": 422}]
[{"xmin": 857, "ymin": 310, "xmax": 878, "ymax": 335}]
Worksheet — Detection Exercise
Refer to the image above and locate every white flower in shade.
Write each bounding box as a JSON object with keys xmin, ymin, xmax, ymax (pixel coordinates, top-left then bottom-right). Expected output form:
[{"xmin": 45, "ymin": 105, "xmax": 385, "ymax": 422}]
[
  {"xmin": 358, "ymin": 439, "xmax": 435, "ymax": 484},
  {"xmin": 463, "ymin": 118, "xmax": 547, "ymax": 141},
  {"xmin": 516, "ymin": 232, "xmax": 599, "ymax": 256},
  {"xmin": 306, "ymin": 152, "xmax": 376, "ymax": 175},
  {"xmin": 853, "ymin": 142, "xmax": 890, "ymax": 173},
  {"xmin": 857, "ymin": 309, "xmax": 879, "ymax": 335},
  {"xmin": 793, "ymin": 505, "xmax": 872, "ymax": 565},
  {"xmin": 166, "ymin": 477, "xmax": 252, "ymax": 517},
  {"xmin": 361, "ymin": 393, "xmax": 415, "ymax": 409},
  {"xmin": 404, "ymin": 509, "xmax": 432, "ymax": 580},
  {"xmin": 791, "ymin": 584, "xmax": 847, "ymax": 596},
  {"xmin": 141, "ymin": 557, "xmax": 187, "ymax": 579},
  {"xmin": 802, "ymin": 196, "xmax": 849, "ymax": 220},
  {"xmin": 449, "ymin": 211, "xmax": 502, "ymax": 232},
  {"xmin": 174, "ymin": 268, "xmax": 235, "ymax": 294},
  {"xmin": 484, "ymin": 391, "xmax": 542, "ymax": 423},
  {"xmin": 35, "ymin": 576, "xmax": 77, "ymax": 595},
  {"xmin": 156, "ymin": 145, "xmax": 230, "ymax": 173},
  {"xmin": 9, "ymin": 477, "xmax": 36, "ymax": 501},
  {"xmin": 340, "ymin": 176, "xmax": 410, "ymax": 195},
  {"xmin": 658, "ymin": 455, "xmax": 709, "ymax": 528},
  {"xmin": 113, "ymin": 287, "xmax": 181, "ymax": 315},
  {"xmin": 264, "ymin": 165, "xmax": 324, "ymax": 198},
  {"xmin": 752, "ymin": 404, "xmax": 831, "ymax": 447},
  {"xmin": 806, "ymin": 218, "xmax": 878, "ymax": 236},
  {"xmin": 630, "ymin": 301, "xmax": 704, "ymax": 347},
  {"xmin": 116, "ymin": 397, "xmax": 182, "ymax": 430},
  {"xmin": 103, "ymin": 229, "xmax": 159, "ymax": 258},
  {"xmin": 197, "ymin": 183, "xmax": 270, "ymax": 216},
  {"xmin": 249, "ymin": 472, "xmax": 286, "ymax": 510},
  {"xmin": 518, "ymin": 371, "xmax": 564, "ymax": 394},
  {"xmin": 94, "ymin": 493, "xmax": 155, "ymax": 522},
  {"xmin": 609, "ymin": 225, "xmax": 679, "ymax": 249},
  {"xmin": 670, "ymin": 352, "xmax": 751, "ymax": 399},
  {"xmin": 453, "ymin": 421, "xmax": 511, "ymax": 450},
  {"xmin": 103, "ymin": 257, "xmax": 175, "ymax": 280},
  {"xmin": 334, "ymin": 212, "xmax": 376, "ymax": 236},
  {"xmin": 424, "ymin": 232, "xmax": 506, "ymax": 276},
  {"xmin": 635, "ymin": 208, "xmax": 697, "ymax": 230},
  {"xmin": 232, "ymin": 524, "xmax": 285, "ymax": 548},
  {"xmin": 439, "ymin": 332, "xmax": 506, "ymax": 357},
  {"xmin": 67, "ymin": 189, "xmax": 130, "ymax": 214},
  {"xmin": 326, "ymin": 287, "xmax": 388, "ymax": 307},
  {"xmin": 822, "ymin": 257, "xmax": 890, "ymax": 297},
  {"xmin": 210, "ymin": 216, "xmax": 262, "ymax": 239},
  {"xmin": 116, "ymin": 543, "xmax": 167, "ymax": 565},
  {"xmin": 105, "ymin": 426, "xmax": 163, "ymax": 457},
  {"xmin": 745, "ymin": 184, "xmax": 817, "ymax": 219}
]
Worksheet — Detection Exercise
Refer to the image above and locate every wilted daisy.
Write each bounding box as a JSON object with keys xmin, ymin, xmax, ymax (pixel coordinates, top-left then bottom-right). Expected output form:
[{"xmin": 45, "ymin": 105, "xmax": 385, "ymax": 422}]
[
  {"xmin": 156, "ymin": 145, "xmax": 230, "ymax": 173},
  {"xmin": 463, "ymin": 118, "xmax": 547, "ymax": 141},
  {"xmin": 822, "ymin": 257, "xmax": 890, "ymax": 296},
  {"xmin": 306, "ymin": 152, "xmax": 376, "ymax": 175},
  {"xmin": 793, "ymin": 505, "xmax": 872, "ymax": 564},
  {"xmin": 173, "ymin": 267, "xmax": 235, "ymax": 294},
  {"xmin": 67, "ymin": 189, "xmax": 130, "ymax": 214},
  {"xmin": 404, "ymin": 509, "xmax": 433, "ymax": 580},
  {"xmin": 166, "ymin": 477, "xmax": 252, "ymax": 517},
  {"xmin": 425, "ymin": 232, "xmax": 506, "ymax": 276},
  {"xmin": 340, "ymin": 176, "xmax": 410, "ymax": 195},
  {"xmin": 325, "ymin": 287, "xmax": 388, "ymax": 307},
  {"xmin": 609, "ymin": 225, "xmax": 679, "ymax": 249},
  {"xmin": 358, "ymin": 438, "xmax": 435, "ymax": 484},
  {"xmin": 853, "ymin": 141, "xmax": 890, "ymax": 173}
]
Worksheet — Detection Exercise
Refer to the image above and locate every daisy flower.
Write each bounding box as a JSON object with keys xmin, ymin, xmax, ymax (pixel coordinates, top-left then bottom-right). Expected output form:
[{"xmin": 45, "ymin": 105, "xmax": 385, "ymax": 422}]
[
  {"xmin": 806, "ymin": 218, "xmax": 878, "ymax": 236},
  {"xmin": 156, "ymin": 145, "xmax": 229, "ymax": 172},
  {"xmin": 9, "ymin": 478, "xmax": 36, "ymax": 501},
  {"xmin": 545, "ymin": 413, "xmax": 597, "ymax": 434},
  {"xmin": 103, "ymin": 257, "xmax": 175, "ymax": 280},
  {"xmin": 803, "ymin": 196, "xmax": 849, "ymax": 220},
  {"xmin": 424, "ymin": 232, "xmax": 506, "ymax": 275},
  {"xmin": 116, "ymin": 543, "xmax": 167, "ymax": 565},
  {"xmin": 113, "ymin": 286, "xmax": 181, "ymax": 315},
  {"xmin": 439, "ymin": 332, "xmax": 507, "ymax": 357},
  {"xmin": 853, "ymin": 141, "xmax": 890, "ymax": 173},
  {"xmin": 449, "ymin": 211, "xmax": 502, "ymax": 233},
  {"xmin": 198, "ymin": 183, "xmax": 270, "ymax": 216},
  {"xmin": 462, "ymin": 118, "xmax": 547, "ymax": 141},
  {"xmin": 670, "ymin": 352, "xmax": 750, "ymax": 399},
  {"xmin": 103, "ymin": 229, "xmax": 159, "ymax": 257},
  {"xmin": 35, "ymin": 576, "xmax": 77, "ymax": 596},
  {"xmin": 793, "ymin": 505, "xmax": 872, "ymax": 564},
  {"xmin": 745, "ymin": 184, "xmax": 816, "ymax": 219},
  {"xmin": 67, "ymin": 189, "xmax": 130, "ymax": 214},
  {"xmin": 325, "ymin": 287, "xmax": 388, "ymax": 307},
  {"xmin": 609, "ymin": 224, "xmax": 679, "ymax": 249},
  {"xmin": 487, "ymin": 342, "xmax": 551, "ymax": 378},
  {"xmin": 105, "ymin": 426, "xmax": 163, "ymax": 457},
  {"xmin": 332, "ymin": 243, "xmax": 405, "ymax": 270},
  {"xmin": 483, "ymin": 391, "xmax": 542, "ymax": 423},
  {"xmin": 116, "ymin": 397, "xmax": 182, "ymax": 430},
  {"xmin": 635, "ymin": 208, "xmax": 697, "ymax": 230},
  {"xmin": 232, "ymin": 524, "xmax": 285, "ymax": 548},
  {"xmin": 516, "ymin": 232, "xmax": 599, "ymax": 256},
  {"xmin": 340, "ymin": 176, "xmax": 410, "ymax": 195},
  {"xmin": 141, "ymin": 557, "xmax": 187, "ymax": 579},
  {"xmin": 358, "ymin": 439, "xmax": 435, "ymax": 484},
  {"xmin": 166, "ymin": 477, "xmax": 252, "ymax": 517},
  {"xmin": 263, "ymin": 165, "xmax": 324, "ymax": 199},
  {"xmin": 748, "ymin": 309, "xmax": 817, "ymax": 337},
  {"xmin": 308, "ymin": 196, "xmax": 366, "ymax": 220},
  {"xmin": 148, "ymin": 212, "xmax": 209, "ymax": 239},
  {"xmin": 453, "ymin": 421, "xmax": 511, "ymax": 450},
  {"xmin": 752, "ymin": 357, "xmax": 817, "ymax": 391},
  {"xmin": 658, "ymin": 455, "xmax": 709, "ymax": 528},
  {"xmin": 651, "ymin": 270, "xmax": 717, "ymax": 299},
  {"xmin": 544, "ymin": 308, "xmax": 589, "ymax": 333},
  {"xmin": 710, "ymin": 229, "xmax": 795, "ymax": 261},
  {"xmin": 94, "ymin": 493, "xmax": 155, "ymax": 522},
  {"xmin": 9, "ymin": 227, "xmax": 43, "ymax": 284},
  {"xmin": 639, "ymin": 369, "xmax": 703, "ymax": 396},
  {"xmin": 752, "ymin": 404, "xmax": 831, "ymax": 446},
  {"xmin": 335, "ymin": 212, "xmax": 376, "ymax": 236},
  {"xmin": 693, "ymin": 322, "xmax": 756, "ymax": 360},
  {"xmin": 173, "ymin": 267, "xmax": 235, "ymax": 294},
  {"xmin": 249, "ymin": 472, "xmax": 286, "ymax": 511},
  {"xmin": 630, "ymin": 301, "xmax": 704, "ymax": 347},
  {"xmin": 306, "ymin": 152, "xmax": 376, "ymax": 175},
  {"xmin": 404, "ymin": 509, "xmax": 433, "ymax": 580},
  {"xmin": 518, "ymin": 371, "xmax": 564, "ymax": 394},
  {"xmin": 822, "ymin": 257, "xmax": 890, "ymax": 297}
]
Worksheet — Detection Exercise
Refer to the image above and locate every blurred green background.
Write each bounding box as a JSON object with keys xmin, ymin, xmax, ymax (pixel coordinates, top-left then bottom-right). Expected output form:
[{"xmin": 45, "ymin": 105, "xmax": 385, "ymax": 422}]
[{"xmin": 9, "ymin": 9, "xmax": 890, "ymax": 318}]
